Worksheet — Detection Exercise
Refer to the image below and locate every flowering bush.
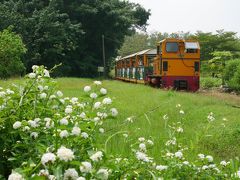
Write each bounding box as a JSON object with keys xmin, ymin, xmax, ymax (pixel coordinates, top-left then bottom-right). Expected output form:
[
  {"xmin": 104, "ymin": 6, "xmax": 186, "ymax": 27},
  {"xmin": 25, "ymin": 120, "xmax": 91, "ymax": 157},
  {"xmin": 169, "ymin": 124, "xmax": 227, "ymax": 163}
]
[{"xmin": 1, "ymin": 65, "xmax": 240, "ymax": 179}]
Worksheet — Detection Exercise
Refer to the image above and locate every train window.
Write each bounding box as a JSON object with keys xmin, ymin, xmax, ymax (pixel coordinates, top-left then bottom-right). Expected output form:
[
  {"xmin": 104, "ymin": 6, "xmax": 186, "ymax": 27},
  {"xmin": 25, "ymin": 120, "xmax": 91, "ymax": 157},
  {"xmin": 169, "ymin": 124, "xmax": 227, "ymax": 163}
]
[
  {"xmin": 185, "ymin": 42, "xmax": 199, "ymax": 53},
  {"xmin": 166, "ymin": 42, "xmax": 178, "ymax": 53},
  {"xmin": 163, "ymin": 61, "xmax": 168, "ymax": 71},
  {"xmin": 194, "ymin": 62, "xmax": 199, "ymax": 72}
]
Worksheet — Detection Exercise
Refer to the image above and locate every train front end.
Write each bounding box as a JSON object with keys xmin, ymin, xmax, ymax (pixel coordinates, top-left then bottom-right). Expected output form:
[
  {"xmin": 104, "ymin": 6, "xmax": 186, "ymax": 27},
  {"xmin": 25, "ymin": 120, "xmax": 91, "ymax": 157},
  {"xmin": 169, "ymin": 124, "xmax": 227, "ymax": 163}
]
[{"xmin": 150, "ymin": 39, "xmax": 200, "ymax": 91}]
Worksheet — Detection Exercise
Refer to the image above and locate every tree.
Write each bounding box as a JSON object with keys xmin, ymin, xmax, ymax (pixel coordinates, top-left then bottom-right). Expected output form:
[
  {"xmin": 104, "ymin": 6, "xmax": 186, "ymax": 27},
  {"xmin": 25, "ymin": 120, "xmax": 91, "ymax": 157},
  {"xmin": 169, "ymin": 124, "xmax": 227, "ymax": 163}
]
[
  {"xmin": 192, "ymin": 30, "xmax": 240, "ymax": 60},
  {"xmin": 0, "ymin": 0, "xmax": 150, "ymax": 77},
  {"xmin": 209, "ymin": 51, "xmax": 232, "ymax": 85},
  {"xmin": 0, "ymin": 27, "xmax": 26, "ymax": 78}
]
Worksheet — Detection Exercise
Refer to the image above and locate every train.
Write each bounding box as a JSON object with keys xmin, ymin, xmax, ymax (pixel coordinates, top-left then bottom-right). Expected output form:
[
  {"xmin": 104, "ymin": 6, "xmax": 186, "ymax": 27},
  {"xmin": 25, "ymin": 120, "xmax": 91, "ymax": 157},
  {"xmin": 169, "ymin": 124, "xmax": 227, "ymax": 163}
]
[{"xmin": 115, "ymin": 38, "xmax": 200, "ymax": 91}]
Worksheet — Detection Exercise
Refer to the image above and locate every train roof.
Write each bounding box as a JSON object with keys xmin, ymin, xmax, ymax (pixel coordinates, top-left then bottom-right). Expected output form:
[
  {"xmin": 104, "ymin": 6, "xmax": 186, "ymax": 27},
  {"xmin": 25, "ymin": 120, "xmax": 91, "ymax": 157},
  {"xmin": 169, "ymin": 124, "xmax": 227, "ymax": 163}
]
[
  {"xmin": 117, "ymin": 49, "xmax": 157, "ymax": 61},
  {"xmin": 158, "ymin": 38, "xmax": 199, "ymax": 44}
]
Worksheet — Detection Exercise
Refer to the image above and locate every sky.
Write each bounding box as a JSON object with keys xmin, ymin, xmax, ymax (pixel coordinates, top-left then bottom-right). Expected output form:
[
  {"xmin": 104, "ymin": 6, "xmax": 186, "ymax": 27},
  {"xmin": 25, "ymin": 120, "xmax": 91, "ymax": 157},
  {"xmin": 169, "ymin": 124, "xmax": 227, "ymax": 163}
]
[{"xmin": 128, "ymin": 0, "xmax": 240, "ymax": 36}]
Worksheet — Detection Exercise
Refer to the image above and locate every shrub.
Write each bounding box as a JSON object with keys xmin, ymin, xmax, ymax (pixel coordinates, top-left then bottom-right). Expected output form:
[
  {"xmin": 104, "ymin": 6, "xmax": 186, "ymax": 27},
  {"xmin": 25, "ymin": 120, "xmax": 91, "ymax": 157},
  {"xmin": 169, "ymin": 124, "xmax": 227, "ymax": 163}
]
[
  {"xmin": 0, "ymin": 28, "xmax": 26, "ymax": 78},
  {"xmin": 223, "ymin": 59, "xmax": 240, "ymax": 82},
  {"xmin": 1, "ymin": 66, "xmax": 240, "ymax": 179},
  {"xmin": 224, "ymin": 59, "xmax": 240, "ymax": 91},
  {"xmin": 200, "ymin": 77, "xmax": 222, "ymax": 89}
]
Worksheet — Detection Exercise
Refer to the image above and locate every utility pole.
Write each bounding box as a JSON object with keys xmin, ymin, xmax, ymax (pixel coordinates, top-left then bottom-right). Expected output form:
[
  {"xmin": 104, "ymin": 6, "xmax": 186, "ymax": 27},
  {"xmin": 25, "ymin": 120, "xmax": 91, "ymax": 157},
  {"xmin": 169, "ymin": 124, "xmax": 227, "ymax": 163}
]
[{"xmin": 102, "ymin": 34, "xmax": 106, "ymax": 78}]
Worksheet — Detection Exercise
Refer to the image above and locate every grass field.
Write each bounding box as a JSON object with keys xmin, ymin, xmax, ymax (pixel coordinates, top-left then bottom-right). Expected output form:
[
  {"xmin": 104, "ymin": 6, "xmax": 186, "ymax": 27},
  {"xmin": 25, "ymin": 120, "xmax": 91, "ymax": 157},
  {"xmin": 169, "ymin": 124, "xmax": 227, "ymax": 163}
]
[{"xmin": 1, "ymin": 78, "xmax": 240, "ymax": 163}]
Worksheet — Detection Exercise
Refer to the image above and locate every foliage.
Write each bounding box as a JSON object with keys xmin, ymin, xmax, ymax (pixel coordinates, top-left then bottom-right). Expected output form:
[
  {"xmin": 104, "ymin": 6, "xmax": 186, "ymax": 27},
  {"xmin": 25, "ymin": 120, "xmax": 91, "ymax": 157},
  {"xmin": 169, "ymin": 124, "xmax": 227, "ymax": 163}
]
[
  {"xmin": 0, "ymin": 0, "xmax": 150, "ymax": 77},
  {"xmin": 223, "ymin": 59, "xmax": 240, "ymax": 83},
  {"xmin": 192, "ymin": 30, "xmax": 240, "ymax": 61},
  {"xmin": 0, "ymin": 28, "xmax": 26, "ymax": 78},
  {"xmin": 200, "ymin": 77, "xmax": 222, "ymax": 89},
  {"xmin": 224, "ymin": 59, "xmax": 240, "ymax": 91},
  {"xmin": 208, "ymin": 51, "xmax": 232, "ymax": 85},
  {"xmin": 1, "ymin": 66, "xmax": 240, "ymax": 179}
]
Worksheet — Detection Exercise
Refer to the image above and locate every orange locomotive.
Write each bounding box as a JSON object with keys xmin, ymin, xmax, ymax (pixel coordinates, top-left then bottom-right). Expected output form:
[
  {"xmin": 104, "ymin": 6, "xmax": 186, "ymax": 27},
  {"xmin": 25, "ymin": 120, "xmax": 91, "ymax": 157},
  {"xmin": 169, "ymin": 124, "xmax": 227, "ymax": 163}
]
[{"xmin": 115, "ymin": 38, "xmax": 200, "ymax": 91}]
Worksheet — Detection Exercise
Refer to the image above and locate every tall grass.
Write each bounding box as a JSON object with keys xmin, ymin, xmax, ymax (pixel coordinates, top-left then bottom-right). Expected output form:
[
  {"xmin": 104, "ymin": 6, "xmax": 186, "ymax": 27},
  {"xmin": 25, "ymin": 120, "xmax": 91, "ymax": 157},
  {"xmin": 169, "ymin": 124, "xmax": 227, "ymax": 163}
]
[{"xmin": 1, "ymin": 78, "xmax": 240, "ymax": 162}]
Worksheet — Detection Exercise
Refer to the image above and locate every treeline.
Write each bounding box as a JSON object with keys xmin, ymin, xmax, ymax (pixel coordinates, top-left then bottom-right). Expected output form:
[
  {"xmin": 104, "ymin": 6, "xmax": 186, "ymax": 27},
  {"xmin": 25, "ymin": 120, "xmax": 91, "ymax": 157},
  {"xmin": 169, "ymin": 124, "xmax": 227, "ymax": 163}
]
[
  {"xmin": 118, "ymin": 30, "xmax": 240, "ymax": 61},
  {"xmin": 0, "ymin": 0, "xmax": 150, "ymax": 78}
]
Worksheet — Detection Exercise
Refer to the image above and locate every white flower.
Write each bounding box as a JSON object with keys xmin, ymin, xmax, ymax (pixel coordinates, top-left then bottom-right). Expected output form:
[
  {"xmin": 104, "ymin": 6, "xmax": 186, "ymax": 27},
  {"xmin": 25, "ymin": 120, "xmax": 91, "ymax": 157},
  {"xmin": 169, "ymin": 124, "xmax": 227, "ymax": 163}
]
[
  {"xmin": 60, "ymin": 118, "xmax": 68, "ymax": 125},
  {"xmin": 32, "ymin": 65, "xmax": 39, "ymax": 70},
  {"xmin": 84, "ymin": 86, "xmax": 91, "ymax": 92},
  {"xmin": 179, "ymin": 110, "xmax": 184, "ymax": 114},
  {"xmin": 6, "ymin": 89, "xmax": 14, "ymax": 94},
  {"xmin": 198, "ymin": 153, "xmax": 205, "ymax": 160},
  {"xmin": 93, "ymin": 117, "xmax": 100, "ymax": 122},
  {"xmin": 72, "ymin": 127, "xmax": 81, "ymax": 136},
  {"xmin": 156, "ymin": 165, "xmax": 168, "ymax": 171},
  {"xmin": 94, "ymin": 102, "xmax": 101, "ymax": 109},
  {"xmin": 40, "ymin": 93, "xmax": 47, "ymax": 99},
  {"xmin": 64, "ymin": 168, "xmax": 78, "ymax": 180},
  {"xmin": 138, "ymin": 137, "xmax": 145, "ymax": 142},
  {"xmin": 57, "ymin": 146, "xmax": 74, "ymax": 162},
  {"xmin": 0, "ymin": 91, "xmax": 6, "ymax": 98},
  {"xmin": 139, "ymin": 143, "xmax": 146, "ymax": 152},
  {"xmin": 13, "ymin": 121, "xmax": 22, "ymax": 129},
  {"xmin": 71, "ymin": 97, "xmax": 78, "ymax": 104},
  {"xmin": 41, "ymin": 152, "xmax": 56, "ymax": 165},
  {"xmin": 77, "ymin": 177, "xmax": 86, "ymax": 180},
  {"xmin": 99, "ymin": 128, "xmax": 104, "ymax": 133},
  {"xmin": 175, "ymin": 151, "xmax": 183, "ymax": 158},
  {"xmin": 90, "ymin": 151, "xmax": 103, "ymax": 162},
  {"xmin": 136, "ymin": 151, "xmax": 150, "ymax": 162},
  {"xmin": 49, "ymin": 95, "xmax": 56, "ymax": 99},
  {"xmin": 38, "ymin": 85, "xmax": 44, "ymax": 91},
  {"xmin": 166, "ymin": 152, "xmax": 174, "ymax": 157},
  {"xmin": 176, "ymin": 104, "xmax": 181, "ymax": 108},
  {"xmin": 94, "ymin": 81, "xmax": 102, "ymax": 85},
  {"xmin": 90, "ymin": 93, "xmax": 98, "ymax": 99},
  {"xmin": 176, "ymin": 127, "xmax": 183, "ymax": 133},
  {"xmin": 81, "ymin": 132, "xmax": 89, "ymax": 139},
  {"xmin": 49, "ymin": 175, "xmax": 56, "ymax": 180},
  {"xmin": 202, "ymin": 165, "xmax": 209, "ymax": 170},
  {"xmin": 60, "ymin": 130, "xmax": 69, "ymax": 138},
  {"xmin": 38, "ymin": 169, "xmax": 49, "ymax": 176},
  {"xmin": 126, "ymin": 117, "xmax": 134, "ymax": 123},
  {"xmin": 147, "ymin": 140, "xmax": 154, "ymax": 145},
  {"xmin": 28, "ymin": 73, "xmax": 36, "ymax": 78},
  {"xmin": 220, "ymin": 160, "xmax": 230, "ymax": 166},
  {"xmin": 110, "ymin": 108, "xmax": 118, "ymax": 117},
  {"xmin": 183, "ymin": 161, "xmax": 189, "ymax": 165},
  {"xmin": 80, "ymin": 112, "xmax": 86, "ymax": 119},
  {"xmin": 97, "ymin": 169, "xmax": 108, "ymax": 180},
  {"xmin": 165, "ymin": 138, "xmax": 176, "ymax": 146},
  {"xmin": 65, "ymin": 107, "xmax": 73, "ymax": 114},
  {"xmin": 44, "ymin": 69, "xmax": 50, "ymax": 77},
  {"xmin": 30, "ymin": 132, "xmax": 38, "ymax": 138},
  {"xmin": 235, "ymin": 170, "xmax": 240, "ymax": 178},
  {"xmin": 28, "ymin": 120, "xmax": 39, "ymax": 128},
  {"xmin": 80, "ymin": 162, "xmax": 92, "ymax": 173},
  {"xmin": 123, "ymin": 133, "xmax": 128, "ymax": 138},
  {"xmin": 56, "ymin": 91, "xmax": 63, "ymax": 97},
  {"xmin": 207, "ymin": 112, "xmax": 215, "ymax": 122},
  {"xmin": 100, "ymin": 88, "xmax": 107, "ymax": 95},
  {"xmin": 163, "ymin": 114, "xmax": 168, "ymax": 120},
  {"xmin": 23, "ymin": 126, "xmax": 30, "ymax": 131},
  {"xmin": 206, "ymin": 155, "xmax": 213, "ymax": 162},
  {"xmin": 8, "ymin": 172, "xmax": 24, "ymax": 180},
  {"xmin": 102, "ymin": 97, "xmax": 112, "ymax": 105}
]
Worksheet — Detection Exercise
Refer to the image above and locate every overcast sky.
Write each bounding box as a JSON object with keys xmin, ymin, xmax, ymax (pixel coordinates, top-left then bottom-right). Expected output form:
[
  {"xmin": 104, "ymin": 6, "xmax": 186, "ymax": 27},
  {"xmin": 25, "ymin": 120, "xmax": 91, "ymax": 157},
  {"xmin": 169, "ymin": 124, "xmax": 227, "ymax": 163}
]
[{"xmin": 129, "ymin": 0, "xmax": 240, "ymax": 36}]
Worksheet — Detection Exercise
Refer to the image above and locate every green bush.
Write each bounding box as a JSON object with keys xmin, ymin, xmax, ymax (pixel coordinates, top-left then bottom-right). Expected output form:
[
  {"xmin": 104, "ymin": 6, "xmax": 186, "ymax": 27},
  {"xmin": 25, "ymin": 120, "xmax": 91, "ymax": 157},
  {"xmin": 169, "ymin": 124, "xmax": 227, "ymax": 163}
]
[
  {"xmin": 223, "ymin": 59, "xmax": 240, "ymax": 82},
  {"xmin": 223, "ymin": 59, "xmax": 240, "ymax": 91},
  {"xmin": 0, "ymin": 28, "xmax": 26, "ymax": 78},
  {"xmin": 200, "ymin": 77, "xmax": 222, "ymax": 89}
]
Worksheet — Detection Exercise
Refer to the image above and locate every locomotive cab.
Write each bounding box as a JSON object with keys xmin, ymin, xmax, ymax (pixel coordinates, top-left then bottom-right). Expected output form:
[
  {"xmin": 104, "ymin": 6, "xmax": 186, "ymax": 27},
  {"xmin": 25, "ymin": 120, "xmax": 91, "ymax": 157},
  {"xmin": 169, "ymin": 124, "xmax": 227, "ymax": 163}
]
[{"xmin": 149, "ymin": 38, "xmax": 200, "ymax": 91}]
